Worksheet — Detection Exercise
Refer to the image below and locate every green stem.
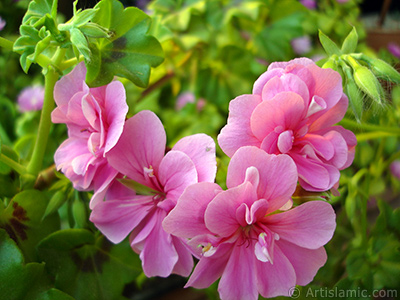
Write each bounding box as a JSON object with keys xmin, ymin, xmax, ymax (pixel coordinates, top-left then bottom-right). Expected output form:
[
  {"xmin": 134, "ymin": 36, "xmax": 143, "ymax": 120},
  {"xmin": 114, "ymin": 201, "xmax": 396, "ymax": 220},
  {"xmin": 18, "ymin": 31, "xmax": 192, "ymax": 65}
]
[
  {"xmin": 0, "ymin": 36, "xmax": 14, "ymax": 51},
  {"xmin": 0, "ymin": 154, "xmax": 26, "ymax": 175},
  {"xmin": 356, "ymin": 131, "xmax": 400, "ymax": 142},
  {"xmin": 26, "ymin": 68, "xmax": 59, "ymax": 175},
  {"xmin": 27, "ymin": 47, "xmax": 67, "ymax": 176},
  {"xmin": 340, "ymin": 118, "xmax": 400, "ymax": 134}
]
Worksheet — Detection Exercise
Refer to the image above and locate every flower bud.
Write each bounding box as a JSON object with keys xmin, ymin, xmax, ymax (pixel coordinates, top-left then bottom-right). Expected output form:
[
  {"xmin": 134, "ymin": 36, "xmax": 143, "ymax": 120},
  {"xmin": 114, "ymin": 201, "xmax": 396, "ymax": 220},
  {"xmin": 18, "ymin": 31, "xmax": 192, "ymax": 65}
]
[
  {"xmin": 369, "ymin": 57, "xmax": 400, "ymax": 84},
  {"xmin": 345, "ymin": 75, "xmax": 363, "ymax": 121},
  {"xmin": 79, "ymin": 22, "xmax": 111, "ymax": 39},
  {"xmin": 351, "ymin": 60, "xmax": 384, "ymax": 105},
  {"xmin": 322, "ymin": 57, "xmax": 338, "ymax": 71}
]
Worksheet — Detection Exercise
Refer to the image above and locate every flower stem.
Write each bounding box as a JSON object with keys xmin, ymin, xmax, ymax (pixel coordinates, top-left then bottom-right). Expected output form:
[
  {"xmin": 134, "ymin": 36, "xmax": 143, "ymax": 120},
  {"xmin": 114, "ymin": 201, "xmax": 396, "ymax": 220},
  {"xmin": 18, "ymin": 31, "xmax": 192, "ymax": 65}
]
[
  {"xmin": 0, "ymin": 36, "xmax": 14, "ymax": 51},
  {"xmin": 340, "ymin": 118, "xmax": 400, "ymax": 134},
  {"xmin": 0, "ymin": 153, "xmax": 26, "ymax": 175},
  {"xmin": 27, "ymin": 68, "xmax": 59, "ymax": 175}
]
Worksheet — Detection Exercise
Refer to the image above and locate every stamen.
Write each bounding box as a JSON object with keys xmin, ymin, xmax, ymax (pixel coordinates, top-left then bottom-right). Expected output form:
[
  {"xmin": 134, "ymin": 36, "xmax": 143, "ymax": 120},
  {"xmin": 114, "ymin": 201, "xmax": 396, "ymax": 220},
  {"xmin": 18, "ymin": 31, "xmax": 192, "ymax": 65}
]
[{"xmin": 144, "ymin": 165, "xmax": 155, "ymax": 177}]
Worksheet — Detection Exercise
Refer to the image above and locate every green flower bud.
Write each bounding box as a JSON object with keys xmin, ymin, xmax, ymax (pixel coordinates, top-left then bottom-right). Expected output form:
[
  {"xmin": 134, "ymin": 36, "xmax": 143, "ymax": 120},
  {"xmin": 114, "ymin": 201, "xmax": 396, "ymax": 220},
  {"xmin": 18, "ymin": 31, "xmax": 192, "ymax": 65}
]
[
  {"xmin": 369, "ymin": 57, "xmax": 400, "ymax": 84},
  {"xmin": 72, "ymin": 194, "xmax": 87, "ymax": 228},
  {"xmin": 79, "ymin": 23, "xmax": 111, "ymax": 39},
  {"xmin": 345, "ymin": 76, "xmax": 363, "ymax": 121},
  {"xmin": 43, "ymin": 190, "xmax": 67, "ymax": 220},
  {"xmin": 347, "ymin": 56, "xmax": 384, "ymax": 105}
]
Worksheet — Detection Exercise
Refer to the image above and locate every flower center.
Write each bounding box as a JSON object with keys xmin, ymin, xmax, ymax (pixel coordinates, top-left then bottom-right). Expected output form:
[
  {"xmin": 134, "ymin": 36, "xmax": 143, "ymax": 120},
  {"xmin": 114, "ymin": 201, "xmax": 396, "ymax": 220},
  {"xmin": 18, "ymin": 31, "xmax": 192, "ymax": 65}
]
[{"xmin": 254, "ymin": 231, "xmax": 280, "ymax": 264}]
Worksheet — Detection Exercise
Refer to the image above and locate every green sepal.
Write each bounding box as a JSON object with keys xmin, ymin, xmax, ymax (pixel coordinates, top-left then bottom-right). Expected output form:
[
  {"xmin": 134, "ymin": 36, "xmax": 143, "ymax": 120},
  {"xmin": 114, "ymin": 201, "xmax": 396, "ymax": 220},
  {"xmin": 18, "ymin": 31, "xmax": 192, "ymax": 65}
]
[
  {"xmin": 341, "ymin": 27, "xmax": 358, "ymax": 54},
  {"xmin": 85, "ymin": 0, "xmax": 164, "ymax": 87},
  {"xmin": 22, "ymin": 0, "xmax": 57, "ymax": 25},
  {"xmin": 118, "ymin": 178, "xmax": 159, "ymax": 196},
  {"xmin": 318, "ymin": 29, "xmax": 341, "ymax": 56},
  {"xmin": 70, "ymin": 28, "xmax": 91, "ymax": 61}
]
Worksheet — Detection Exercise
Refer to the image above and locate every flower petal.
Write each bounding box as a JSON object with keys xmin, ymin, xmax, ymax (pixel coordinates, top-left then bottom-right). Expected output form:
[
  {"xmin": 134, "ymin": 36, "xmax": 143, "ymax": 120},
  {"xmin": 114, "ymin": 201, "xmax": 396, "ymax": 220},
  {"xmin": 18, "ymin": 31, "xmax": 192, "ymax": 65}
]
[
  {"xmin": 278, "ymin": 239, "xmax": 327, "ymax": 286},
  {"xmin": 106, "ymin": 110, "xmax": 166, "ymax": 186},
  {"xmin": 89, "ymin": 196, "xmax": 153, "ymax": 244},
  {"xmin": 172, "ymin": 133, "xmax": 217, "ymax": 182},
  {"xmin": 255, "ymin": 243, "xmax": 296, "ymax": 298},
  {"xmin": 163, "ymin": 182, "xmax": 222, "ymax": 238},
  {"xmin": 227, "ymin": 146, "xmax": 298, "ymax": 214},
  {"xmin": 218, "ymin": 94, "xmax": 262, "ymax": 157},
  {"xmin": 205, "ymin": 181, "xmax": 258, "ymax": 237},
  {"xmin": 266, "ymin": 201, "xmax": 336, "ymax": 249},
  {"xmin": 218, "ymin": 243, "xmax": 258, "ymax": 300},
  {"xmin": 250, "ymin": 92, "xmax": 306, "ymax": 141}
]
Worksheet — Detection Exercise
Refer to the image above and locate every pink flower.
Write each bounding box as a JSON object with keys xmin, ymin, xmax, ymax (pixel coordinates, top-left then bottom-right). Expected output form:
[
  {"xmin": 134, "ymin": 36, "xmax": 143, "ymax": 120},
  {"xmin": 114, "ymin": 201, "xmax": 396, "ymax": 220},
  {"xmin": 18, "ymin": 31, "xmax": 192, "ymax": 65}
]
[
  {"xmin": 0, "ymin": 17, "xmax": 6, "ymax": 31},
  {"xmin": 176, "ymin": 91, "xmax": 195, "ymax": 110},
  {"xmin": 390, "ymin": 161, "xmax": 400, "ymax": 180},
  {"xmin": 163, "ymin": 146, "xmax": 336, "ymax": 300},
  {"xmin": 300, "ymin": 0, "xmax": 316, "ymax": 10},
  {"xmin": 291, "ymin": 36, "xmax": 312, "ymax": 55},
  {"xmin": 51, "ymin": 63, "xmax": 128, "ymax": 198},
  {"xmin": 90, "ymin": 110, "xmax": 217, "ymax": 277},
  {"xmin": 388, "ymin": 43, "xmax": 400, "ymax": 59},
  {"xmin": 17, "ymin": 85, "xmax": 44, "ymax": 112},
  {"xmin": 218, "ymin": 58, "xmax": 356, "ymax": 192}
]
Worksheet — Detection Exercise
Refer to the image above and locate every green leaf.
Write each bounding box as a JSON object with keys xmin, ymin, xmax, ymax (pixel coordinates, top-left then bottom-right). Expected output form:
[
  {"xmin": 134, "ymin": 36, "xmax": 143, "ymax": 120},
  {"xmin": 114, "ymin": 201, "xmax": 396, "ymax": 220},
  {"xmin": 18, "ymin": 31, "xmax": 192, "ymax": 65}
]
[
  {"xmin": 318, "ymin": 30, "xmax": 341, "ymax": 56},
  {"xmin": 341, "ymin": 27, "xmax": 358, "ymax": 54},
  {"xmin": 118, "ymin": 178, "xmax": 159, "ymax": 195},
  {"xmin": 22, "ymin": 0, "xmax": 57, "ymax": 25},
  {"xmin": 38, "ymin": 229, "xmax": 141, "ymax": 300},
  {"xmin": 85, "ymin": 0, "xmax": 164, "ymax": 87},
  {"xmin": 0, "ymin": 190, "xmax": 60, "ymax": 261},
  {"xmin": 0, "ymin": 229, "xmax": 54, "ymax": 300}
]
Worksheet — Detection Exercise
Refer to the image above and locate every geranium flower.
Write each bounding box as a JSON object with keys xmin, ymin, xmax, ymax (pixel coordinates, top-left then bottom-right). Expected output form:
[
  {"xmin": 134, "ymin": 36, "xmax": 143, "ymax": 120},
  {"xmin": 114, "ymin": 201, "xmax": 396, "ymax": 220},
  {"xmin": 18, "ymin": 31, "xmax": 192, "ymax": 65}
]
[
  {"xmin": 163, "ymin": 146, "xmax": 336, "ymax": 300},
  {"xmin": 17, "ymin": 85, "xmax": 44, "ymax": 112},
  {"xmin": 51, "ymin": 62, "xmax": 128, "ymax": 202},
  {"xmin": 218, "ymin": 58, "xmax": 356, "ymax": 192},
  {"xmin": 90, "ymin": 110, "xmax": 217, "ymax": 277}
]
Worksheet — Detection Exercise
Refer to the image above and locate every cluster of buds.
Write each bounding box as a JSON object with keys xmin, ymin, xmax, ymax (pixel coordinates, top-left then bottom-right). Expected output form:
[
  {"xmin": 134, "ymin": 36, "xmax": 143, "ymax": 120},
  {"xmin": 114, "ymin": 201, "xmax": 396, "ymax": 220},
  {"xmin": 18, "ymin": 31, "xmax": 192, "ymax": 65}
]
[{"xmin": 319, "ymin": 28, "xmax": 400, "ymax": 121}]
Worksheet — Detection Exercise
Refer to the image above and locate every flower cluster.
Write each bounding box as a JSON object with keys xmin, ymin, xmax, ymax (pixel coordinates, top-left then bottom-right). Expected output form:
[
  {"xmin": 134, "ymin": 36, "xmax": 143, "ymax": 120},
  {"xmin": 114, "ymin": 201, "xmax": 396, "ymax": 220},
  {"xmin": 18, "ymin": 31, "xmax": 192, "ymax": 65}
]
[{"xmin": 53, "ymin": 58, "xmax": 355, "ymax": 300}]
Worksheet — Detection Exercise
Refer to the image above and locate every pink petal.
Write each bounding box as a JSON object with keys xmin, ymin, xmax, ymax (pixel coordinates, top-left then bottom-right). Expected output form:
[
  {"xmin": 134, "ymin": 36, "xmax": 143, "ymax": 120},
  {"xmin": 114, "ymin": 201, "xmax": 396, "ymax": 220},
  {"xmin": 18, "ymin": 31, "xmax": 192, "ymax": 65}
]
[
  {"xmin": 163, "ymin": 182, "xmax": 222, "ymax": 237},
  {"xmin": 104, "ymin": 81, "xmax": 129, "ymax": 153},
  {"xmin": 252, "ymin": 68, "xmax": 283, "ymax": 95},
  {"xmin": 158, "ymin": 150, "xmax": 198, "ymax": 204},
  {"xmin": 308, "ymin": 63, "xmax": 343, "ymax": 109},
  {"xmin": 291, "ymin": 153, "xmax": 331, "ymax": 191},
  {"xmin": 89, "ymin": 164, "xmax": 120, "ymax": 209},
  {"xmin": 139, "ymin": 209, "xmax": 179, "ymax": 277},
  {"xmin": 170, "ymin": 236, "xmax": 194, "ymax": 277},
  {"xmin": 218, "ymin": 94, "xmax": 262, "ymax": 157},
  {"xmin": 205, "ymin": 181, "xmax": 258, "ymax": 237},
  {"xmin": 106, "ymin": 110, "xmax": 166, "ymax": 186},
  {"xmin": 53, "ymin": 62, "xmax": 87, "ymax": 108},
  {"xmin": 268, "ymin": 58, "xmax": 314, "ymax": 70},
  {"xmin": 218, "ymin": 243, "xmax": 258, "ymax": 300},
  {"xmin": 186, "ymin": 243, "xmax": 232, "ymax": 289},
  {"xmin": 277, "ymin": 130, "xmax": 294, "ymax": 154},
  {"xmin": 255, "ymin": 243, "xmax": 296, "ymax": 298},
  {"xmin": 250, "ymin": 92, "xmax": 306, "ymax": 141},
  {"xmin": 89, "ymin": 196, "xmax": 153, "ymax": 243},
  {"xmin": 300, "ymin": 133, "xmax": 334, "ymax": 161},
  {"xmin": 278, "ymin": 239, "xmax": 327, "ymax": 286},
  {"xmin": 266, "ymin": 201, "xmax": 336, "ymax": 249},
  {"xmin": 226, "ymin": 146, "xmax": 298, "ymax": 214},
  {"xmin": 172, "ymin": 133, "xmax": 217, "ymax": 182},
  {"xmin": 309, "ymin": 94, "xmax": 349, "ymax": 131},
  {"xmin": 261, "ymin": 73, "xmax": 310, "ymax": 106}
]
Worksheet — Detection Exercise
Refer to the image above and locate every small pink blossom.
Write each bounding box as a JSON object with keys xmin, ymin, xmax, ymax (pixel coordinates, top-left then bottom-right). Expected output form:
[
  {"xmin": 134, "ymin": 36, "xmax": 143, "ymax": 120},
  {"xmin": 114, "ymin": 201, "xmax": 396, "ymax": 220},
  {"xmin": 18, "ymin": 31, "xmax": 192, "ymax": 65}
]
[
  {"xmin": 176, "ymin": 91, "xmax": 195, "ymax": 110},
  {"xmin": 390, "ymin": 161, "xmax": 400, "ymax": 180},
  {"xmin": 300, "ymin": 0, "xmax": 316, "ymax": 10},
  {"xmin": 336, "ymin": 0, "xmax": 349, "ymax": 3},
  {"xmin": 218, "ymin": 58, "xmax": 356, "ymax": 192},
  {"xmin": 17, "ymin": 85, "xmax": 44, "ymax": 112},
  {"xmin": 163, "ymin": 146, "xmax": 336, "ymax": 300},
  {"xmin": 51, "ymin": 62, "xmax": 128, "ymax": 198},
  {"xmin": 0, "ymin": 17, "xmax": 5, "ymax": 31},
  {"xmin": 291, "ymin": 36, "xmax": 312, "ymax": 55},
  {"xmin": 90, "ymin": 110, "xmax": 217, "ymax": 278},
  {"xmin": 388, "ymin": 43, "xmax": 400, "ymax": 59}
]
